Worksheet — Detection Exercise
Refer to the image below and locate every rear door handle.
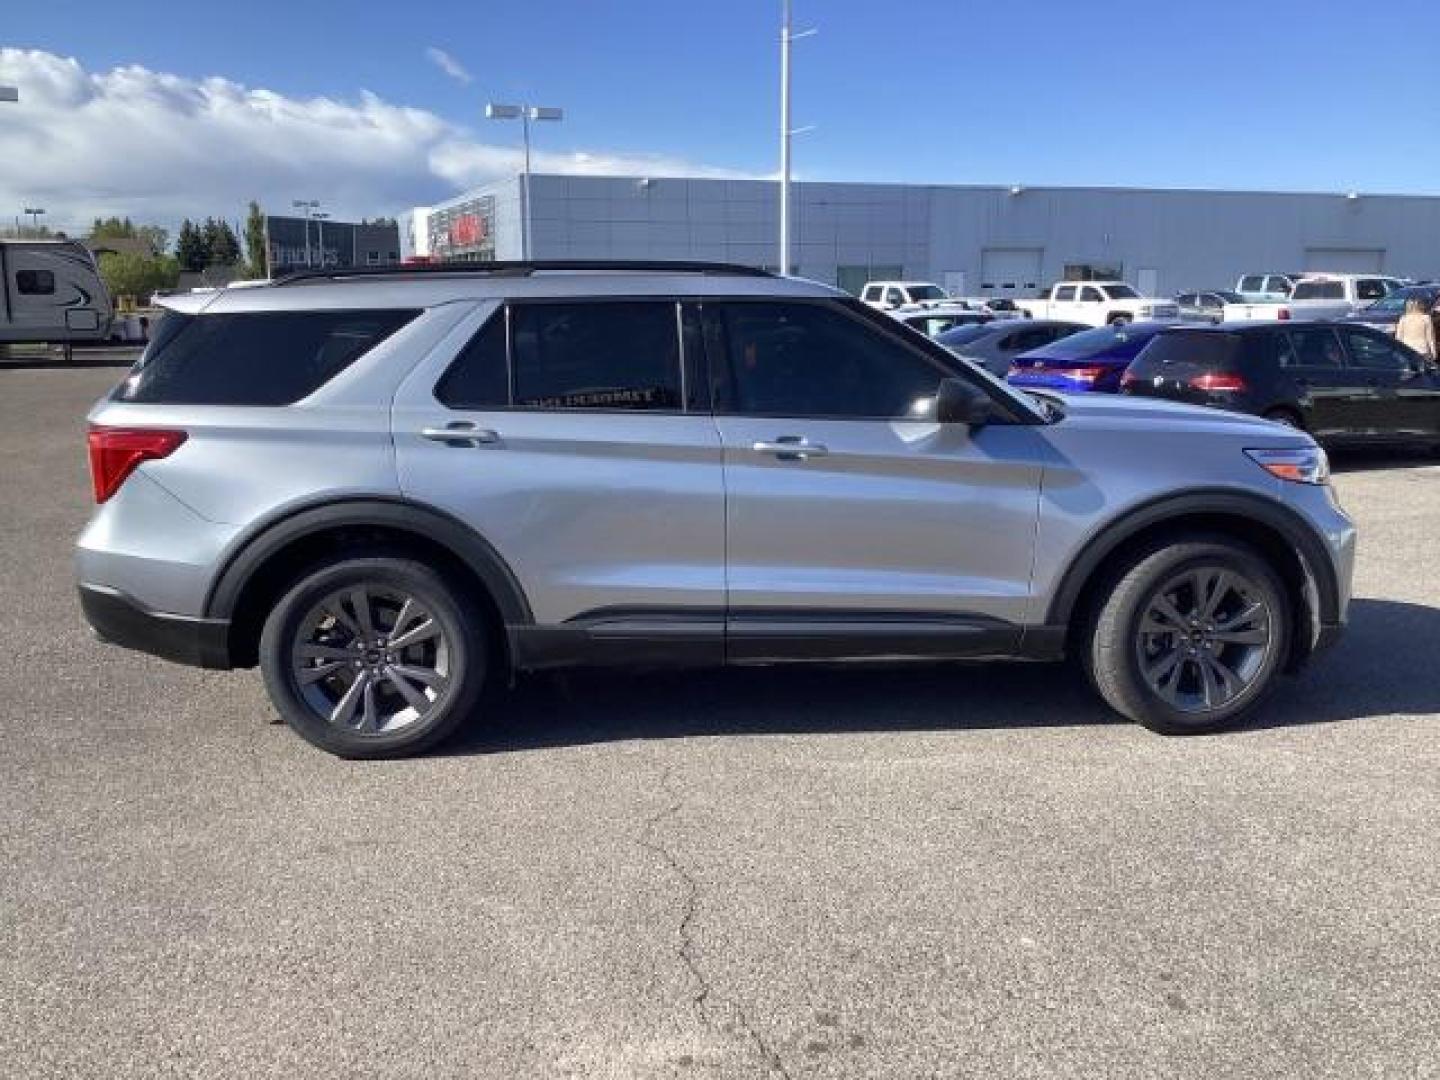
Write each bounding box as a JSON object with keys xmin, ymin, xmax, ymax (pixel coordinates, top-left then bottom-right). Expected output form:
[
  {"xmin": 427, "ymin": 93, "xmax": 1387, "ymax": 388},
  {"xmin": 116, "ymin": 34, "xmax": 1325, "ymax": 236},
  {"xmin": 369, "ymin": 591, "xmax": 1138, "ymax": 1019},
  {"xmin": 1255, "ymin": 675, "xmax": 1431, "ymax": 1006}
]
[
  {"xmin": 753, "ymin": 437, "xmax": 829, "ymax": 461},
  {"xmin": 421, "ymin": 422, "xmax": 500, "ymax": 447}
]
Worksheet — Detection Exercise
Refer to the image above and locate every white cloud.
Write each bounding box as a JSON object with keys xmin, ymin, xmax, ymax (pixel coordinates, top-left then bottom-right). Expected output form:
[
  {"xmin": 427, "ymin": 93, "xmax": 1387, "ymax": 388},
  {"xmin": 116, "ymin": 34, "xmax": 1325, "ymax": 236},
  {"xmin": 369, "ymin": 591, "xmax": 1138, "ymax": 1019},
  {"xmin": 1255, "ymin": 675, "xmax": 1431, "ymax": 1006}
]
[
  {"xmin": 0, "ymin": 48, "xmax": 749, "ymax": 234},
  {"xmin": 424, "ymin": 46, "xmax": 471, "ymax": 85}
]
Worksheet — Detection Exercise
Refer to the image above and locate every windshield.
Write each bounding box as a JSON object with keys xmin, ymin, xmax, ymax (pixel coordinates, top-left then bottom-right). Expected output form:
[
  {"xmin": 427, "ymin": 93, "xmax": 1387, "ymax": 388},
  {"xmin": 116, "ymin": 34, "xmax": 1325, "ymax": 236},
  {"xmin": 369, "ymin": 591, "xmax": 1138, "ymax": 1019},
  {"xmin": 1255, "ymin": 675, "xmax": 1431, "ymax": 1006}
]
[
  {"xmin": 907, "ymin": 285, "xmax": 947, "ymax": 301},
  {"xmin": 1102, "ymin": 283, "xmax": 1140, "ymax": 300}
]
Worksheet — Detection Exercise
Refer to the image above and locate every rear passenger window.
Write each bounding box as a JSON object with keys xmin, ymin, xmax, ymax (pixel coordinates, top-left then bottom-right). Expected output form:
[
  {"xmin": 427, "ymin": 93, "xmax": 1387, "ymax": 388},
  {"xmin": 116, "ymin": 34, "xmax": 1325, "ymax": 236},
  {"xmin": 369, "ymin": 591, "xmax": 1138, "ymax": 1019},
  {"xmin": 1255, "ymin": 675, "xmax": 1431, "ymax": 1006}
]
[
  {"xmin": 1283, "ymin": 326, "xmax": 1345, "ymax": 368},
  {"xmin": 434, "ymin": 310, "xmax": 509, "ymax": 409},
  {"xmin": 510, "ymin": 302, "xmax": 681, "ymax": 411},
  {"xmin": 1341, "ymin": 328, "xmax": 1410, "ymax": 371},
  {"xmin": 16, "ymin": 269, "xmax": 55, "ymax": 295},
  {"xmin": 1356, "ymin": 279, "xmax": 1389, "ymax": 301},
  {"xmin": 115, "ymin": 309, "xmax": 420, "ymax": 405}
]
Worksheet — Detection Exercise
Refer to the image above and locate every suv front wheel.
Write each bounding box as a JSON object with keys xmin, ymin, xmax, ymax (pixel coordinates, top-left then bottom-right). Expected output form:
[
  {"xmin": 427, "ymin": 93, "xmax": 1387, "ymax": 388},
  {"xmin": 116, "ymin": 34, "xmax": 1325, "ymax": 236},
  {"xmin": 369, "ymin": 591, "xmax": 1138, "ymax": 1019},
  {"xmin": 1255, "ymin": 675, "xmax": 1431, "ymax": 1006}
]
[
  {"xmin": 1085, "ymin": 539, "xmax": 1290, "ymax": 734},
  {"xmin": 259, "ymin": 557, "xmax": 489, "ymax": 758}
]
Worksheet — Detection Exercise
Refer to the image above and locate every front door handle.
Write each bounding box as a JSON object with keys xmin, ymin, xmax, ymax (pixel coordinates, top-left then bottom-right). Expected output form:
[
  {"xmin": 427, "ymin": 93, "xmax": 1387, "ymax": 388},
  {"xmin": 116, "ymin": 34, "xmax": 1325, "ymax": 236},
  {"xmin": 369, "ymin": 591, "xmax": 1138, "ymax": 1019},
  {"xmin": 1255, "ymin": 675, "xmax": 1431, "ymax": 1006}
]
[
  {"xmin": 753, "ymin": 436, "xmax": 829, "ymax": 461},
  {"xmin": 421, "ymin": 422, "xmax": 500, "ymax": 447}
]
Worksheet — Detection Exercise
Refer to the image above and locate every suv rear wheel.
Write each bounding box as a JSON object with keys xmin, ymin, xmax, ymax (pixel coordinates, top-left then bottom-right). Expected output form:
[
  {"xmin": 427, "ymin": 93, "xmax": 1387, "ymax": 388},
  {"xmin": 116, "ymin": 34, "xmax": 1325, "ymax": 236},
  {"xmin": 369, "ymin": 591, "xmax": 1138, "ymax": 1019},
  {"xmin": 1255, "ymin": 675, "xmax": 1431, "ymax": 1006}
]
[
  {"xmin": 259, "ymin": 557, "xmax": 488, "ymax": 758},
  {"xmin": 1085, "ymin": 539, "xmax": 1290, "ymax": 734}
]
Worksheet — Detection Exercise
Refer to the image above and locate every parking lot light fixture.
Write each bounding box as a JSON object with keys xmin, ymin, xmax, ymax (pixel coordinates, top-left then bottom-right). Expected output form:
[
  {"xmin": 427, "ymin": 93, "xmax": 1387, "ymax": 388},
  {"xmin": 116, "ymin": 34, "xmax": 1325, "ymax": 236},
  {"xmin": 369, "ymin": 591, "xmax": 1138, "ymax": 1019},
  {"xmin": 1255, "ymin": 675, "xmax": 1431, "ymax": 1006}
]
[
  {"xmin": 23, "ymin": 207, "xmax": 44, "ymax": 234},
  {"xmin": 292, "ymin": 199, "xmax": 320, "ymax": 267},
  {"xmin": 486, "ymin": 101, "xmax": 564, "ymax": 260}
]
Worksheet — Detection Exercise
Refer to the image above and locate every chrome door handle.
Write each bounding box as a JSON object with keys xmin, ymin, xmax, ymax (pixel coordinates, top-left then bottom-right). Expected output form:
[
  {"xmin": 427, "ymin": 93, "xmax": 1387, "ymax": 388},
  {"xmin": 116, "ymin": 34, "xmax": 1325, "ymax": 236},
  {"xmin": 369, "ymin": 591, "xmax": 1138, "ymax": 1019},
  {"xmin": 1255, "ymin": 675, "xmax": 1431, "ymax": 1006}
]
[
  {"xmin": 421, "ymin": 422, "xmax": 500, "ymax": 446},
  {"xmin": 752, "ymin": 437, "xmax": 829, "ymax": 460}
]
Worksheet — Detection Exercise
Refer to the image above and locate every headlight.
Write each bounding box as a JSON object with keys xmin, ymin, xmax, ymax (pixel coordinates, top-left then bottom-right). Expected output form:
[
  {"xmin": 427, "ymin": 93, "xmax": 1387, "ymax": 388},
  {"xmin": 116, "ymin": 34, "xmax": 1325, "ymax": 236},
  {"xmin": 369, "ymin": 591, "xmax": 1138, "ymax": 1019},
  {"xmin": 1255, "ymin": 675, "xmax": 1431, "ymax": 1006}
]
[{"xmin": 1245, "ymin": 446, "xmax": 1330, "ymax": 485}]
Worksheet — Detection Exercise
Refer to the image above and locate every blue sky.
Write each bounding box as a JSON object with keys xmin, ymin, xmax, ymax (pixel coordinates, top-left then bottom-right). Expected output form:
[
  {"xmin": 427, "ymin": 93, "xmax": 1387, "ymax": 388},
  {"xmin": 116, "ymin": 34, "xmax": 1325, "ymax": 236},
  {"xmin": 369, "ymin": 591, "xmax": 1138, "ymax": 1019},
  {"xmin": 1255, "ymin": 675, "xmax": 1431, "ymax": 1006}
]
[{"xmin": 3, "ymin": 0, "xmax": 1439, "ymax": 228}]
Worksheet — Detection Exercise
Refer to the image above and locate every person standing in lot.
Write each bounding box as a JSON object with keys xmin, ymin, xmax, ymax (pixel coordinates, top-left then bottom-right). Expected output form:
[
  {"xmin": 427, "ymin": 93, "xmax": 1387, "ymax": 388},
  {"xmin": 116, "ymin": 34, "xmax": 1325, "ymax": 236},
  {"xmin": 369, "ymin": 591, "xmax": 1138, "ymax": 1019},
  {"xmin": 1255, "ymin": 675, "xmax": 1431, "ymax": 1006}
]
[{"xmin": 1395, "ymin": 295, "xmax": 1438, "ymax": 362}]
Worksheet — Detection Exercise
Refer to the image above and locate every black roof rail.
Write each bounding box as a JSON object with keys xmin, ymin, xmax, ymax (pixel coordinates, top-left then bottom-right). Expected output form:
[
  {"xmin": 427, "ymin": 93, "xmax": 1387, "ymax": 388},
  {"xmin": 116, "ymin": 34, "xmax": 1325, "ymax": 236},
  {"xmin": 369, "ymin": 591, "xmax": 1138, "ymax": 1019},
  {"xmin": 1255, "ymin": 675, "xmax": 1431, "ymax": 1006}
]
[{"xmin": 272, "ymin": 259, "xmax": 775, "ymax": 286}]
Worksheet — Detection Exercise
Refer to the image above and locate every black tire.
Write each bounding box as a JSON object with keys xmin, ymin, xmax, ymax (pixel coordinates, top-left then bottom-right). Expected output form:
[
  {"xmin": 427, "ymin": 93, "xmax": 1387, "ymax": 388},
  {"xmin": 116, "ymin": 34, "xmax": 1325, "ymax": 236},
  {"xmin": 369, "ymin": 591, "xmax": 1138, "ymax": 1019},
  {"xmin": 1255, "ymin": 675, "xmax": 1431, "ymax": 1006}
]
[
  {"xmin": 259, "ymin": 557, "xmax": 489, "ymax": 758},
  {"xmin": 1108, "ymin": 314, "xmax": 1133, "ymax": 326},
  {"xmin": 1263, "ymin": 407, "xmax": 1303, "ymax": 430},
  {"xmin": 1084, "ymin": 538, "xmax": 1290, "ymax": 735}
]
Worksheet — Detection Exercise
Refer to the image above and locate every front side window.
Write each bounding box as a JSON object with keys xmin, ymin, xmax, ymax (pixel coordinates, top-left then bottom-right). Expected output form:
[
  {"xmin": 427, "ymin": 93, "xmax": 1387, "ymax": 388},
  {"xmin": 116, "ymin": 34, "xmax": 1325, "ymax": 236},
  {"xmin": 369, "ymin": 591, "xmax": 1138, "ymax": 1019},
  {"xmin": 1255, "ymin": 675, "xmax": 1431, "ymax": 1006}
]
[
  {"xmin": 1080, "ymin": 286, "xmax": 1104, "ymax": 303},
  {"xmin": 716, "ymin": 302, "xmax": 949, "ymax": 420},
  {"xmin": 1054, "ymin": 285, "xmax": 1077, "ymax": 302},
  {"xmin": 505, "ymin": 302, "xmax": 681, "ymax": 410},
  {"xmin": 1240, "ymin": 276, "xmax": 1264, "ymax": 292},
  {"xmin": 1341, "ymin": 327, "xmax": 1410, "ymax": 372},
  {"xmin": 16, "ymin": 269, "xmax": 55, "ymax": 295}
]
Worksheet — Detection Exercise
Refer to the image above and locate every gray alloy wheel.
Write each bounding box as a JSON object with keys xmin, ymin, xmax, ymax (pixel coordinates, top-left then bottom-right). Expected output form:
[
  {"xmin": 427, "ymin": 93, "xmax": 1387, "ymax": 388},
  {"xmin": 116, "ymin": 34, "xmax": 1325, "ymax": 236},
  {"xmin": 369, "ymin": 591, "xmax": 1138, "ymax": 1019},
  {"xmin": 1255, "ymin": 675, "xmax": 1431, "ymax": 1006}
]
[
  {"xmin": 1133, "ymin": 566, "xmax": 1275, "ymax": 714},
  {"xmin": 291, "ymin": 584, "xmax": 451, "ymax": 735},
  {"xmin": 259, "ymin": 557, "xmax": 488, "ymax": 758},
  {"xmin": 1086, "ymin": 538, "xmax": 1290, "ymax": 735}
]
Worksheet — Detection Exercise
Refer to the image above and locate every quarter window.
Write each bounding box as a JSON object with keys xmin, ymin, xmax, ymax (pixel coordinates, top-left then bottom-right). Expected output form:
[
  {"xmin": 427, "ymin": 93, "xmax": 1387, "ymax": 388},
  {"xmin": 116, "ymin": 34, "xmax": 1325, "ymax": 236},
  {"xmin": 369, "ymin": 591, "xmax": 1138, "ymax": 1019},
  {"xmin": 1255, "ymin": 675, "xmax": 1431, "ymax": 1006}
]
[
  {"xmin": 16, "ymin": 269, "xmax": 55, "ymax": 295},
  {"xmin": 509, "ymin": 302, "xmax": 681, "ymax": 411},
  {"xmin": 715, "ymin": 302, "xmax": 949, "ymax": 419},
  {"xmin": 1282, "ymin": 326, "xmax": 1345, "ymax": 369}
]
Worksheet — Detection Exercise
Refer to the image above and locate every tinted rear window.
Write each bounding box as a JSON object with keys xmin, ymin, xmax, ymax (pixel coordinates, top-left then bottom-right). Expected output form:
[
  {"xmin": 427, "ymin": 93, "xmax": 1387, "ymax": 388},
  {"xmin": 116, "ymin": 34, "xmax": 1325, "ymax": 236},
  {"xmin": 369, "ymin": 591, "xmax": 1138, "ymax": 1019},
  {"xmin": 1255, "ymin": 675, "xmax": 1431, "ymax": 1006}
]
[
  {"xmin": 115, "ymin": 309, "xmax": 419, "ymax": 405},
  {"xmin": 1130, "ymin": 332, "xmax": 1242, "ymax": 374},
  {"xmin": 1292, "ymin": 281, "xmax": 1344, "ymax": 300},
  {"xmin": 936, "ymin": 324, "xmax": 994, "ymax": 348}
]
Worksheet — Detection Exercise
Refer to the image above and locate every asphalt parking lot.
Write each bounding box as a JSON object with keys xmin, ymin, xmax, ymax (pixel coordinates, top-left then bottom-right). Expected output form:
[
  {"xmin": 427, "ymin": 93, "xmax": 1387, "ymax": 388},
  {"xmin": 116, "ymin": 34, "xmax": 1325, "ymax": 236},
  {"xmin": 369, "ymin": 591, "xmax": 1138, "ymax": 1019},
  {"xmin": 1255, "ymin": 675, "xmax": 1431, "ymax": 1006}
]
[{"xmin": 2, "ymin": 364, "xmax": 1438, "ymax": 1079}]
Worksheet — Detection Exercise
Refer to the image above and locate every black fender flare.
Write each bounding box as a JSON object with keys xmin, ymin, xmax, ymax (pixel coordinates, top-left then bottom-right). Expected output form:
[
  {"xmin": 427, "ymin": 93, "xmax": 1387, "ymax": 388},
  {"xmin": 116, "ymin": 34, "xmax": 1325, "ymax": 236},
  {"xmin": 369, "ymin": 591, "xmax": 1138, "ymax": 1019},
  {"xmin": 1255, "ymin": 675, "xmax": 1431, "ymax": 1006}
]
[
  {"xmin": 204, "ymin": 497, "xmax": 533, "ymax": 626},
  {"xmin": 1044, "ymin": 489, "xmax": 1341, "ymax": 629}
]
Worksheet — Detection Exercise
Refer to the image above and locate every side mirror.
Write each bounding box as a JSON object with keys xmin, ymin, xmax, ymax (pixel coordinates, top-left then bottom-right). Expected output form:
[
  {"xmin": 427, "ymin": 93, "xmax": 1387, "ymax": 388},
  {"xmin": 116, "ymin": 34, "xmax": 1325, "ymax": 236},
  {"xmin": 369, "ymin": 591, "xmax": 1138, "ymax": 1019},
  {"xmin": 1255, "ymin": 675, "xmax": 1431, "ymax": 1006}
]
[{"xmin": 935, "ymin": 377, "xmax": 993, "ymax": 426}]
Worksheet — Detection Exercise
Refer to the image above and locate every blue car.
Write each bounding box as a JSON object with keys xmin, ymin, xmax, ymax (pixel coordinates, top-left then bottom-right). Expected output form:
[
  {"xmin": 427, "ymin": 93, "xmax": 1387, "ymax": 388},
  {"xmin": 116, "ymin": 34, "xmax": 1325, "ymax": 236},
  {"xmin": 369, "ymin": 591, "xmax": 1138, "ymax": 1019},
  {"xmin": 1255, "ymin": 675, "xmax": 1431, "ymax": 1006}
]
[{"xmin": 1006, "ymin": 321, "xmax": 1171, "ymax": 393}]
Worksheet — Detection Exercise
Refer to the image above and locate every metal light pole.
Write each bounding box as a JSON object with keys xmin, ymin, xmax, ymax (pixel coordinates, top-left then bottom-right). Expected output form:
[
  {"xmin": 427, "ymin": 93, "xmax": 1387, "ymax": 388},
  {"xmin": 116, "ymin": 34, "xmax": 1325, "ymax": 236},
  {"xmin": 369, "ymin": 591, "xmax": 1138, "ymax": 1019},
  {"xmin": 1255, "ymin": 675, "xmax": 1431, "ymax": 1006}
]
[
  {"xmin": 778, "ymin": 2, "xmax": 815, "ymax": 276},
  {"xmin": 292, "ymin": 199, "xmax": 319, "ymax": 267},
  {"xmin": 486, "ymin": 102, "xmax": 564, "ymax": 261},
  {"xmin": 314, "ymin": 211, "xmax": 330, "ymax": 268},
  {"xmin": 23, "ymin": 207, "xmax": 44, "ymax": 235}
]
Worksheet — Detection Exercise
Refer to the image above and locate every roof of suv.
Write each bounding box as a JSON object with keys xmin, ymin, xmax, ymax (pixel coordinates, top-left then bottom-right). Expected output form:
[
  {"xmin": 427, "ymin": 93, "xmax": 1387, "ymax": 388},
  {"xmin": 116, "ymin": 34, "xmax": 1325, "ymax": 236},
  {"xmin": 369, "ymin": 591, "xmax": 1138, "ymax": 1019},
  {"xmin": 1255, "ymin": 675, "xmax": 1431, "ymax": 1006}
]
[{"xmin": 160, "ymin": 261, "xmax": 844, "ymax": 315}]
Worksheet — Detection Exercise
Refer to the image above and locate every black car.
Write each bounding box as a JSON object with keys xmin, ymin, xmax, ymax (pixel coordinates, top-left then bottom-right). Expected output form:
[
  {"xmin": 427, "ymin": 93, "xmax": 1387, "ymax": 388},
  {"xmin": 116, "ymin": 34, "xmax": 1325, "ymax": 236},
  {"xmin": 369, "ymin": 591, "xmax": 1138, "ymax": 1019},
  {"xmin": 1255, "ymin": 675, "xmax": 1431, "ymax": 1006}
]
[{"xmin": 1121, "ymin": 322, "xmax": 1440, "ymax": 446}]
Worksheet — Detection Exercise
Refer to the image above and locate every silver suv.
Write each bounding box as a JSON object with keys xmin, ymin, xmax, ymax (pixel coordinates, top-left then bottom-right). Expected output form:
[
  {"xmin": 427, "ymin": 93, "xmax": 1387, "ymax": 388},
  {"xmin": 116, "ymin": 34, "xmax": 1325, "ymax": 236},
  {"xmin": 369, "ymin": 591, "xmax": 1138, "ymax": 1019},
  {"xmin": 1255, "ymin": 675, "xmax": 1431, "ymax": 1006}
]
[{"xmin": 77, "ymin": 261, "xmax": 1356, "ymax": 758}]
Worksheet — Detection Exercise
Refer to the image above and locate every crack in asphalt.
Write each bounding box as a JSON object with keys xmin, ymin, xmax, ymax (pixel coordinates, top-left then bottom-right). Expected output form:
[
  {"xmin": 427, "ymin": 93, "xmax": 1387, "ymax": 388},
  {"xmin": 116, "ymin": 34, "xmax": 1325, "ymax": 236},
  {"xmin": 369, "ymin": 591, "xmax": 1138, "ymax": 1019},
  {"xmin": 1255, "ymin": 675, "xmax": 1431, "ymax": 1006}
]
[{"xmin": 638, "ymin": 764, "xmax": 793, "ymax": 1080}]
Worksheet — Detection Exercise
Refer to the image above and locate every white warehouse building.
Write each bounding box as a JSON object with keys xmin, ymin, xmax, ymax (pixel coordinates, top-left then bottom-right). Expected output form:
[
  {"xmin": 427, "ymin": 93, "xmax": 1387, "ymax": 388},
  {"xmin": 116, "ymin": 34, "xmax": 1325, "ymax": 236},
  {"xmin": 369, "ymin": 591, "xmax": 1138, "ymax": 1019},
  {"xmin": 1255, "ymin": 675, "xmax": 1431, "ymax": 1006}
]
[{"xmin": 401, "ymin": 174, "xmax": 1440, "ymax": 297}]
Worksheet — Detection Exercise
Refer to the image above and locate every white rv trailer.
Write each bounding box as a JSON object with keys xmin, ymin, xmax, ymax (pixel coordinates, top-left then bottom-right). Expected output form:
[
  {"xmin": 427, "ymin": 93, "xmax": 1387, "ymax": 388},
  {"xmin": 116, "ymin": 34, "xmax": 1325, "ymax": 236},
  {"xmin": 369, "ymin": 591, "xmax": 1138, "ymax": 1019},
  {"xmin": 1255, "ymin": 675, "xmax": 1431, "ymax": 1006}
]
[{"xmin": 0, "ymin": 240, "xmax": 114, "ymax": 344}]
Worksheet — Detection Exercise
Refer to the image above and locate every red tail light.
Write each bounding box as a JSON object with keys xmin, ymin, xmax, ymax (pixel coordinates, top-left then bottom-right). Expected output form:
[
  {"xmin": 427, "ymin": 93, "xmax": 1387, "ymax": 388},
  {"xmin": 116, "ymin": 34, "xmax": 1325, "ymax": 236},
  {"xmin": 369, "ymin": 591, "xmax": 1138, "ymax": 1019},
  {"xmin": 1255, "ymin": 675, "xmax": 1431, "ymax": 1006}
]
[
  {"xmin": 1277, "ymin": 308, "xmax": 1292, "ymax": 321},
  {"xmin": 1188, "ymin": 372, "xmax": 1248, "ymax": 393},
  {"xmin": 1067, "ymin": 365, "xmax": 1109, "ymax": 384},
  {"xmin": 87, "ymin": 426, "xmax": 187, "ymax": 503}
]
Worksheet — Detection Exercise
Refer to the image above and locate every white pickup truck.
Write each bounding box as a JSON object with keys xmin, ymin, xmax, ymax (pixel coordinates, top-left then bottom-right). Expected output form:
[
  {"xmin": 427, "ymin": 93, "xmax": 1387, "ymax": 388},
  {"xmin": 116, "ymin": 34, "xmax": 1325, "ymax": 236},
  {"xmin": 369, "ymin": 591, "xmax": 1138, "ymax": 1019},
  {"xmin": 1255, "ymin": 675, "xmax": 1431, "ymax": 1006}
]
[
  {"xmin": 1015, "ymin": 282, "xmax": 1179, "ymax": 326},
  {"xmin": 1284, "ymin": 274, "xmax": 1403, "ymax": 320},
  {"xmin": 1223, "ymin": 274, "xmax": 1403, "ymax": 323}
]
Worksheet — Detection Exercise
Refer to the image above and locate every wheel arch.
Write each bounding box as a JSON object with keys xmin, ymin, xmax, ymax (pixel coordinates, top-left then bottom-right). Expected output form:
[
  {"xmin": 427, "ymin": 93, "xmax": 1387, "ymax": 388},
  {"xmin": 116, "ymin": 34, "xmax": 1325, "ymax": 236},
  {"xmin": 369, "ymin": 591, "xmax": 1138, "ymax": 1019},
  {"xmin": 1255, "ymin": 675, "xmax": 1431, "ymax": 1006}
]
[
  {"xmin": 1048, "ymin": 490, "xmax": 1339, "ymax": 671},
  {"xmin": 206, "ymin": 497, "xmax": 532, "ymax": 669}
]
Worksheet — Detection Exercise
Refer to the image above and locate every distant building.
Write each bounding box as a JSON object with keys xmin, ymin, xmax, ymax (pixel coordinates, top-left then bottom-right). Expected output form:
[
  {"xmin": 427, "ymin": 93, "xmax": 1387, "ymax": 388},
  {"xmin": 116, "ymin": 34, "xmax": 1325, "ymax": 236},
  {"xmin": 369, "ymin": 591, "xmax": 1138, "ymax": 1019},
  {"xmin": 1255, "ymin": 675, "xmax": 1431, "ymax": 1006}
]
[
  {"xmin": 264, "ymin": 215, "xmax": 401, "ymax": 275},
  {"xmin": 84, "ymin": 236, "xmax": 156, "ymax": 260},
  {"xmin": 404, "ymin": 174, "xmax": 1440, "ymax": 297}
]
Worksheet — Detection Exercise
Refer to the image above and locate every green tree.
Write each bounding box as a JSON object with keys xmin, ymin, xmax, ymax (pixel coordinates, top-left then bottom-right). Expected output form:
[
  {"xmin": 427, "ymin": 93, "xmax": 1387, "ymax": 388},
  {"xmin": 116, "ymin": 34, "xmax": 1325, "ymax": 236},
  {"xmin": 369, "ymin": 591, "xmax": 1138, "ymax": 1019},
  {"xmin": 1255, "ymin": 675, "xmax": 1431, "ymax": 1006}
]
[
  {"xmin": 98, "ymin": 252, "xmax": 180, "ymax": 303},
  {"xmin": 136, "ymin": 224, "xmax": 169, "ymax": 256},
  {"xmin": 244, "ymin": 200, "xmax": 267, "ymax": 277},
  {"xmin": 214, "ymin": 220, "xmax": 242, "ymax": 266},
  {"xmin": 175, "ymin": 219, "xmax": 206, "ymax": 271}
]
